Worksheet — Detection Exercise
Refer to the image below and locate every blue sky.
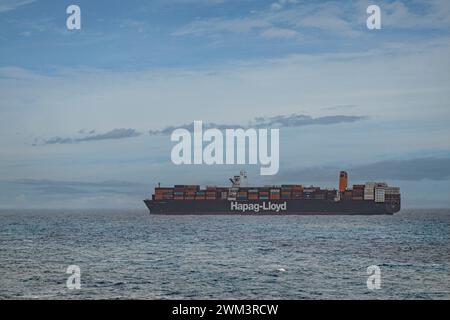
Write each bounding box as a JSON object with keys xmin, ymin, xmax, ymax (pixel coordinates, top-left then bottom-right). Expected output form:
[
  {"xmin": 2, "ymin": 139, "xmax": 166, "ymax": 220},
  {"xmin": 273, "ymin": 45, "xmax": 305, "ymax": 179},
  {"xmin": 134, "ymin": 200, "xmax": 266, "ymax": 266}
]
[{"xmin": 0, "ymin": 0, "xmax": 449, "ymax": 208}]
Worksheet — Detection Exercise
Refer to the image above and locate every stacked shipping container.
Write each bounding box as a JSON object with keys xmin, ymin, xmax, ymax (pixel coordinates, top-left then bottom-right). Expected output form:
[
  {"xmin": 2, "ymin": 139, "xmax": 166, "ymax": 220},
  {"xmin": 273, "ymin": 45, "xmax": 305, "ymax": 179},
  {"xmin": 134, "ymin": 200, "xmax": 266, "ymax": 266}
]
[
  {"xmin": 352, "ymin": 184, "xmax": 364, "ymax": 200},
  {"xmin": 364, "ymin": 182, "xmax": 375, "ymax": 200},
  {"xmin": 153, "ymin": 182, "xmax": 397, "ymax": 204},
  {"xmin": 248, "ymin": 189, "xmax": 259, "ymax": 200}
]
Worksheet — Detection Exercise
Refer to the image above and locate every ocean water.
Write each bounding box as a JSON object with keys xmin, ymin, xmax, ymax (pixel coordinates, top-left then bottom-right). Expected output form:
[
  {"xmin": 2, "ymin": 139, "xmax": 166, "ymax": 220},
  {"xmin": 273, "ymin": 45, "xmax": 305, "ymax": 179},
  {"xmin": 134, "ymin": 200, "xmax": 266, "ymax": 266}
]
[{"xmin": 0, "ymin": 209, "xmax": 448, "ymax": 300}]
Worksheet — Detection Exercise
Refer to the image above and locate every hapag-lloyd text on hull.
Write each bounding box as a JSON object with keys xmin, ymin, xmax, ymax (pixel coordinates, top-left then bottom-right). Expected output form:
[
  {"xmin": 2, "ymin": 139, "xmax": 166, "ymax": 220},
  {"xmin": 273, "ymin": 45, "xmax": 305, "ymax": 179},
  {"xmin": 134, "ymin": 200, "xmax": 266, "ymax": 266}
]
[{"xmin": 230, "ymin": 201, "xmax": 287, "ymax": 213}]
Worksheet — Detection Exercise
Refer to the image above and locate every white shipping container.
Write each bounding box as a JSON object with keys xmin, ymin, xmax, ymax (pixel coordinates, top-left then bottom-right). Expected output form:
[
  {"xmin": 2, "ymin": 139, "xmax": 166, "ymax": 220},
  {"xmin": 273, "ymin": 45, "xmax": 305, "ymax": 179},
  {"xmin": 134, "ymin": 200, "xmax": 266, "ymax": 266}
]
[
  {"xmin": 364, "ymin": 188, "xmax": 374, "ymax": 195},
  {"xmin": 364, "ymin": 187, "xmax": 375, "ymax": 200},
  {"xmin": 374, "ymin": 188, "xmax": 385, "ymax": 202}
]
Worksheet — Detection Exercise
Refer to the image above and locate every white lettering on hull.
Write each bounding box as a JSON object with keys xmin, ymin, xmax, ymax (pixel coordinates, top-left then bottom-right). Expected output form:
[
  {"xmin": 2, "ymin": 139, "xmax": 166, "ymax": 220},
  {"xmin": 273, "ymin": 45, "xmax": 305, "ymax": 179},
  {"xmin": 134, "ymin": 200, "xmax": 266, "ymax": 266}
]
[{"xmin": 230, "ymin": 201, "xmax": 287, "ymax": 213}]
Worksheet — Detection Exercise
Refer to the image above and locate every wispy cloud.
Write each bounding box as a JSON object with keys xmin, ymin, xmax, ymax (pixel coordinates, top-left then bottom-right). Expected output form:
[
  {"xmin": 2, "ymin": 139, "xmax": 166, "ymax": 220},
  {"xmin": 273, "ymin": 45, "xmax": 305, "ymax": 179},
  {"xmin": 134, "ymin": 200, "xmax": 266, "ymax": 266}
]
[
  {"xmin": 0, "ymin": 0, "xmax": 35, "ymax": 13},
  {"xmin": 351, "ymin": 157, "xmax": 450, "ymax": 181},
  {"xmin": 278, "ymin": 157, "xmax": 450, "ymax": 182},
  {"xmin": 172, "ymin": 16, "xmax": 271, "ymax": 36},
  {"xmin": 261, "ymin": 27, "xmax": 300, "ymax": 39},
  {"xmin": 0, "ymin": 179, "xmax": 148, "ymax": 207},
  {"xmin": 293, "ymin": 2, "xmax": 361, "ymax": 37},
  {"xmin": 252, "ymin": 114, "xmax": 366, "ymax": 127},
  {"xmin": 35, "ymin": 128, "xmax": 142, "ymax": 146},
  {"xmin": 270, "ymin": 0, "xmax": 298, "ymax": 12},
  {"xmin": 148, "ymin": 113, "xmax": 367, "ymax": 135},
  {"xmin": 357, "ymin": 0, "xmax": 450, "ymax": 30},
  {"xmin": 321, "ymin": 105, "xmax": 357, "ymax": 111},
  {"xmin": 172, "ymin": 0, "xmax": 358, "ymax": 39},
  {"xmin": 12, "ymin": 179, "xmax": 145, "ymax": 188},
  {"xmin": 78, "ymin": 128, "xmax": 141, "ymax": 142},
  {"xmin": 173, "ymin": 0, "xmax": 450, "ymax": 41}
]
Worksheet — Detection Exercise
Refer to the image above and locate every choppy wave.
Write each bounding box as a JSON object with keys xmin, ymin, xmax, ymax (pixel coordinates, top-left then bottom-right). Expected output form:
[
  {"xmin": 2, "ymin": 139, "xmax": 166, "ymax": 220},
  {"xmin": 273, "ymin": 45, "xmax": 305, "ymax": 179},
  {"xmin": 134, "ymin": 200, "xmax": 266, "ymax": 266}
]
[{"xmin": 0, "ymin": 209, "xmax": 449, "ymax": 299}]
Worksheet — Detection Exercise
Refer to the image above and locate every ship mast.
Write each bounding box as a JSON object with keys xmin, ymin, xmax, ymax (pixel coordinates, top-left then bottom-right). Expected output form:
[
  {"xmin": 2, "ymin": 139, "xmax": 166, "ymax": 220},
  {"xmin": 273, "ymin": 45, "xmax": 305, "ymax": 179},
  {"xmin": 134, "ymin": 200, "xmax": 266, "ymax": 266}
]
[
  {"xmin": 240, "ymin": 170, "xmax": 248, "ymax": 187},
  {"xmin": 227, "ymin": 171, "xmax": 247, "ymax": 200}
]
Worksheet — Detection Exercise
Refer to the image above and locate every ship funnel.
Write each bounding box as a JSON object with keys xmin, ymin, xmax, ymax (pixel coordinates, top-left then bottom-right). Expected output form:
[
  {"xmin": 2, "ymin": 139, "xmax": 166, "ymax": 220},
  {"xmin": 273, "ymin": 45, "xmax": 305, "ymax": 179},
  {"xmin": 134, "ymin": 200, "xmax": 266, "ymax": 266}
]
[{"xmin": 339, "ymin": 171, "xmax": 348, "ymax": 193}]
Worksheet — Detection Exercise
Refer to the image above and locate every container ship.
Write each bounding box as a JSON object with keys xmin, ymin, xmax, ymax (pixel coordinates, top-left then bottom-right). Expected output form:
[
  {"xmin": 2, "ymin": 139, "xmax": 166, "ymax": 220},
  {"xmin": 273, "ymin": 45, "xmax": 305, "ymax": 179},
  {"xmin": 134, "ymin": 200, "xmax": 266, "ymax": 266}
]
[{"xmin": 144, "ymin": 171, "xmax": 401, "ymax": 215}]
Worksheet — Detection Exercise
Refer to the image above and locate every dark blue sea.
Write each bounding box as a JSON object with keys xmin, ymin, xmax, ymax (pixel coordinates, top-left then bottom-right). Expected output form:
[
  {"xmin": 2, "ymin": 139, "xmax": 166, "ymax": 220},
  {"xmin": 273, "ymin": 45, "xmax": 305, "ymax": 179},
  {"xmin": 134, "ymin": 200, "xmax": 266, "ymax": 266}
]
[{"xmin": 0, "ymin": 209, "xmax": 448, "ymax": 299}]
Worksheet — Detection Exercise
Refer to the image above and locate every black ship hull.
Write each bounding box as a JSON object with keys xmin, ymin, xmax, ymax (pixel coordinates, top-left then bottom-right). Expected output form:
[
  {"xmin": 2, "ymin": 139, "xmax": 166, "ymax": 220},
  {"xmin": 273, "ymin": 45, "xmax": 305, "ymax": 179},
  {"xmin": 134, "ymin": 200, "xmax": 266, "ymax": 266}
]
[{"xmin": 143, "ymin": 199, "xmax": 400, "ymax": 215}]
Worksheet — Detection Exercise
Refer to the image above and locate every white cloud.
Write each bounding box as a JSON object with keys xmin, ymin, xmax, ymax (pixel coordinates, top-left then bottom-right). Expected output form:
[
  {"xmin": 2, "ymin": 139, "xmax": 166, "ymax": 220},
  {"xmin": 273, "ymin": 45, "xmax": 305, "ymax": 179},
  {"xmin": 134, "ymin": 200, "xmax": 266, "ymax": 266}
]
[
  {"xmin": 386, "ymin": 0, "xmax": 450, "ymax": 29},
  {"xmin": 355, "ymin": 0, "xmax": 450, "ymax": 29},
  {"xmin": 0, "ymin": 37, "xmax": 448, "ymax": 150},
  {"xmin": 172, "ymin": 17, "xmax": 271, "ymax": 36},
  {"xmin": 270, "ymin": 3, "xmax": 283, "ymax": 11},
  {"xmin": 174, "ymin": 0, "xmax": 450, "ymax": 41},
  {"xmin": 293, "ymin": 4, "xmax": 361, "ymax": 37},
  {"xmin": 0, "ymin": 0, "xmax": 35, "ymax": 13},
  {"xmin": 271, "ymin": 0, "xmax": 298, "ymax": 11},
  {"xmin": 173, "ymin": 0, "xmax": 359, "ymax": 39},
  {"xmin": 0, "ymin": 0, "xmax": 449, "ymax": 207},
  {"xmin": 261, "ymin": 27, "xmax": 300, "ymax": 39}
]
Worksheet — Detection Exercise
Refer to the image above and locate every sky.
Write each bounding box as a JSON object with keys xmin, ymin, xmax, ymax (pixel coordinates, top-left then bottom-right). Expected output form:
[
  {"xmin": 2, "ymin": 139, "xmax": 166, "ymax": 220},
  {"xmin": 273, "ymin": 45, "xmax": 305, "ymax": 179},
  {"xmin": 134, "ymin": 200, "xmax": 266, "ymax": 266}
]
[{"xmin": 0, "ymin": 0, "xmax": 449, "ymax": 208}]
